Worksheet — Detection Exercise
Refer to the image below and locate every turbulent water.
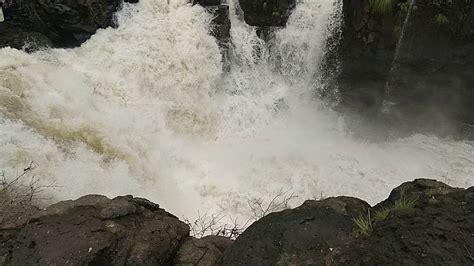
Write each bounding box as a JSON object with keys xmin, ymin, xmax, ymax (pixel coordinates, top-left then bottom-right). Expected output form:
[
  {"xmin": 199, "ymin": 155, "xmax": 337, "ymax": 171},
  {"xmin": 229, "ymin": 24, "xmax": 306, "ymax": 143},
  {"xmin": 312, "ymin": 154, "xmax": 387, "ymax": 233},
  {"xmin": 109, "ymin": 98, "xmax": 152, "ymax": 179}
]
[{"xmin": 0, "ymin": 0, "xmax": 473, "ymax": 221}]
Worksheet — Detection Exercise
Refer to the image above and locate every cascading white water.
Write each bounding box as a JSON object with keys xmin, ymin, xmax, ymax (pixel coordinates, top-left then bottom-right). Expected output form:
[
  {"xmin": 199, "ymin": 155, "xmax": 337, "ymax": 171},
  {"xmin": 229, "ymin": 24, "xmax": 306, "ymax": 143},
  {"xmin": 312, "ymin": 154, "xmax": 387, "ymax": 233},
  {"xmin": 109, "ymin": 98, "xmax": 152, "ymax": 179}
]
[{"xmin": 0, "ymin": 0, "xmax": 473, "ymax": 222}]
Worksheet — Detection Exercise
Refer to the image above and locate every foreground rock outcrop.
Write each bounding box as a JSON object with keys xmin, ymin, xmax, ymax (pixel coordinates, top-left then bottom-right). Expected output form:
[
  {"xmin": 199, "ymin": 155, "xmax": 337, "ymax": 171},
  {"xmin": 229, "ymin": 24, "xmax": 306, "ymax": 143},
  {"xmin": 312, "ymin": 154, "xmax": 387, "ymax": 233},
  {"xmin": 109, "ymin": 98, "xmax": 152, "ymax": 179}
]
[
  {"xmin": 222, "ymin": 197, "xmax": 370, "ymax": 265},
  {"xmin": 329, "ymin": 179, "xmax": 474, "ymax": 265},
  {"xmin": 223, "ymin": 179, "xmax": 474, "ymax": 265},
  {"xmin": 0, "ymin": 0, "xmax": 138, "ymax": 50},
  {"xmin": 0, "ymin": 195, "xmax": 189, "ymax": 264},
  {"xmin": 1, "ymin": 179, "xmax": 472, "ymax": 265}
]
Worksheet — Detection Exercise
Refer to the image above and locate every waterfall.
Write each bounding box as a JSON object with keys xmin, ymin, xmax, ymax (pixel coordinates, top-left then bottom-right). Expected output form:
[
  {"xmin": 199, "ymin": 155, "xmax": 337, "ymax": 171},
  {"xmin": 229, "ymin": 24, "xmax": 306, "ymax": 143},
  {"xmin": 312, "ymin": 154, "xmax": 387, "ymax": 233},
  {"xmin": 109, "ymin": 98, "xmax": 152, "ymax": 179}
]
[
  {"xmin": 0, "ymin": 0, "xmax": 472, "ymax": 222},
  {"xmin": 382, "ymin": 0, "xmax": 416, "ymax": 113}
]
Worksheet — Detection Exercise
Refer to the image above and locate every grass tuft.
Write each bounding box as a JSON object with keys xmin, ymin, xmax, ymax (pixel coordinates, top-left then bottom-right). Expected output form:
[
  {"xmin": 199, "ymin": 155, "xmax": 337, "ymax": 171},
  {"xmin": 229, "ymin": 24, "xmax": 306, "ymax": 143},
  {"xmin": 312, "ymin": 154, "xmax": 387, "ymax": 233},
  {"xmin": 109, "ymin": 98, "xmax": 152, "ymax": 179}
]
[
  {"xmin": 394, "ymin": 194, "xmax": 417, "ymax": 210},
  {"xmin": 353, "ymin": 210, "xmax": 373, "ymax": 235},
  {"xmin": 375, "ymin": 207, "xmax": 391, "ymax": 222}
]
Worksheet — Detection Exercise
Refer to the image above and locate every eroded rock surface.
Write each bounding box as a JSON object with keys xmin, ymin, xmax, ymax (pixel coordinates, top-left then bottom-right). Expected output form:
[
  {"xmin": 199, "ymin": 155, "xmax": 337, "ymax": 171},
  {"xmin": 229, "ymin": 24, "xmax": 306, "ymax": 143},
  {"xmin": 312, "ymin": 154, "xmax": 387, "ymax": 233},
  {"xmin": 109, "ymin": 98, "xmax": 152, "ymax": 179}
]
[
  {"xmin": 0, "ymin": 195, "xmax": 189, "ymax": 265},
  {"xmin": 1, "ymin": 180, "xmax": 472, "ymax": 265},
  {"xmin": 329, "ymin": 179, "xmax": 474, "ymax": 265},
  {"xmin": 222, "ymin": 197, "xmax": 370, "ymax": 265},
  {"xmin": 174, "ymin": 236, "xmax": 231, "ymax": 265},
  {"xmin": 0, "ymin": 0, "xmax": 138, "ymax": 50}
]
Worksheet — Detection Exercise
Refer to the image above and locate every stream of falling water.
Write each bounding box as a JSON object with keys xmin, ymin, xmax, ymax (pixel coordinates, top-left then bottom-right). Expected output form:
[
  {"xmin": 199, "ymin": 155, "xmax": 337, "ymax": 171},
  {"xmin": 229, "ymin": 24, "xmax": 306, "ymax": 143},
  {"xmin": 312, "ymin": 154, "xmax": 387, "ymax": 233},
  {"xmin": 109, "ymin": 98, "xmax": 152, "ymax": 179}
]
[
  {"xmin": 0, "ymin": 0, "xmax": 472, "ymax": 222},
  {"xmin": 383, "ymin": 0, "xmax": 416, "ymax": 112}
]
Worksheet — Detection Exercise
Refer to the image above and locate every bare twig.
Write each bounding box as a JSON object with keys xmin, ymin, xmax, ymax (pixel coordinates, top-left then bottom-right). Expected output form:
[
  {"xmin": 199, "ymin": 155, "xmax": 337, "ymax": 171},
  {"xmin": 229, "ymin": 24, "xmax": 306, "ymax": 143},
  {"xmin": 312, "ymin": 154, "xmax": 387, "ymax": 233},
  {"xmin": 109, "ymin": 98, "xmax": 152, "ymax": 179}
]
[
  {"xmin": 247, "ymin": 188, "xmax": 298, "ymax": 220},
  {"xmin": 1, "ymin": 162, "xmax": 55, "ymax": 223}
]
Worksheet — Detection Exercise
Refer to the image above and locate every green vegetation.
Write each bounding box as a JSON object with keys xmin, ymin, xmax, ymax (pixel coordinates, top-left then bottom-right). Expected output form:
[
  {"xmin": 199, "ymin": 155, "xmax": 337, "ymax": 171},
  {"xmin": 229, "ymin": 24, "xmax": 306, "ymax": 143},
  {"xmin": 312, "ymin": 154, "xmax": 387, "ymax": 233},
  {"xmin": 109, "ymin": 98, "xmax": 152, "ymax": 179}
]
[
  {"xmin": 397, "ymin": 1, "xmax": 417, "ymax": 14},
  {"xmin": 354, "ymin": 193, "xmax": 417, "ymax": 235},
  {"xmin": 369, "ymin": 0, "xmax": 394, "ymax": 14},
  {"xmin": 353, "ymin": 210, "xmax": 373, "ymax": 235},
  {"xmin": 271, "ymin": 11, "xmax": 281, "ymax": 18},
  {"xmin": 375, "ymin": 207, "xmax": 391, "ymax": 222},
  {"xmin": 394, "ymin": 194, "xmax": 417, "ymax": 210},
  {"xmin": 434, "ymin": 14, "xmax": 449, "ymax": 26}
]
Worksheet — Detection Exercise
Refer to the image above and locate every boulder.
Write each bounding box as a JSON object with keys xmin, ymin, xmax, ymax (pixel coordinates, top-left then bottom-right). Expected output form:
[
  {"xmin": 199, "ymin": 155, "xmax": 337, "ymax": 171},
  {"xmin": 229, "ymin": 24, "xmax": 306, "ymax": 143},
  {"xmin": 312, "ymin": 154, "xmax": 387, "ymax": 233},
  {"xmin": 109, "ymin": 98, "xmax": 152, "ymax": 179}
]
[
  {"xmin": 0, "ymin": 0, "xmax": 138, "ymax": 50},
  {"xmin": 174, "ymin": 236, "xmax": 228, "ymax": 265},
  {"xmin": 238, "ymin": 0, "xmax": 296, "ymax": 26},
  {"xmin": 222, "ymin": 197, "xmax": 370, "ymax": 265},
  {"xmin": 374, "ymin": 178, "xmax": 464, "ymax": 209},
  {"xmin": 0, "ymin": 195, "xmax": 189, "ymax": 265},
  {"xmin": 328, "ymin": 181, "xmax": 474, "ymax": 265}
]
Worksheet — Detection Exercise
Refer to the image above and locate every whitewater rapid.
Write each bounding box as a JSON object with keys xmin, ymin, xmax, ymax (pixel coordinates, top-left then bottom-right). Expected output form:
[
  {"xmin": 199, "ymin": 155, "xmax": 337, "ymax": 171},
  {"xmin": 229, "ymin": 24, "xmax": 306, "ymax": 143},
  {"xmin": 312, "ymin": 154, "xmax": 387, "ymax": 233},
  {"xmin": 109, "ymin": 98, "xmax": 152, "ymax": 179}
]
[{"xmin": 0, "ymin": 0, "xmax": 472, "ymax": 221}]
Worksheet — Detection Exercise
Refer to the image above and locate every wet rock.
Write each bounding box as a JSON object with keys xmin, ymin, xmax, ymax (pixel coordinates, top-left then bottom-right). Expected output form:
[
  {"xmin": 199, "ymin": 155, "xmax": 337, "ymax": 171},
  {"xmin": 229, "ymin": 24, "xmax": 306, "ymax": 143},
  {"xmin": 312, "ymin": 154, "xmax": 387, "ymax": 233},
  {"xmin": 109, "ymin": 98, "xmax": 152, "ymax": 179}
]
[
  {"xmin": 238, "ymin": 0, "xmax": 296, "ymax": 27},
  {"xmin": 193, "ymin": 1, "xmax": 231, "ymax": 47},
  {"xmin": 328, "ymin": 181, "xmax": 474, "ymax": 265},
  {"xmin": 193, "ymin": 0, "xmax": 231, "ymax": 68},
  {"xmin": 208, "ymin": 5, "xmax": 231, "ymax": 43},
  {"xmin": 193, "ymin": 0, "xmax": 222, "ymax": 6},
  {"xmin": 0, "ymin": 195, "xmax": 189, "ymax": 265},
  {"xmin": 0, "ymin": 0, "xmax": 139, "ymax": 50},
  {"xmin": 222, "ymin": 197, "xmax": 370, "ymax": 265}
]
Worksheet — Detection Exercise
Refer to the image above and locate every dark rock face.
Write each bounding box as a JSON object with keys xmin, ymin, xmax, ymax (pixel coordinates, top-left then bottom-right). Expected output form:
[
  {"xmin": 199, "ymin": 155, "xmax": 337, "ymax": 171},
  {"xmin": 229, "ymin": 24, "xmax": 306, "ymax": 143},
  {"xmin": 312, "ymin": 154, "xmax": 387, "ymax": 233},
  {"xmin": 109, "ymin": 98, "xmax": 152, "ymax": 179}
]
[
  {"xmin": 208, "ymin": 5, "xmax": 231, "ymax": 44},
  {"xmin": 174, "ymin": 236, "xmax": 230, "ymax": 265},
  {"xmin": 0, "ymin": 0, "xmax": 138, "ymax": 50},
  {"xmin": 337, "ymin": 0, "xmax": 474, "ymax": 138},
  {"xmin": 0, "ymin": 195, "xmax": 189, "ymax": 265},
  {"xmin": 193, "ymin": 0, "xmax": 231, "ymax": 70},
  {"xmin": 193, "ymin": 0, "xmax": 222, "ymax": 6},
  {"xmin": 193, "ymin": 0, "xmax": 231, "ymax": 44},
  {"xmin": 375, "ymin": 178, "xmax": 464, "ymax": 209},
  {"xmin": 238, "ymin": 0, "xmax": 296, "ymax": 26},
  {"xmin": 222, "ymin": 197, "xmax": 370, "ymax": 265},
  {"xmin": 329, "ymin": 179, "xmax": 474, "ymax": 265}
]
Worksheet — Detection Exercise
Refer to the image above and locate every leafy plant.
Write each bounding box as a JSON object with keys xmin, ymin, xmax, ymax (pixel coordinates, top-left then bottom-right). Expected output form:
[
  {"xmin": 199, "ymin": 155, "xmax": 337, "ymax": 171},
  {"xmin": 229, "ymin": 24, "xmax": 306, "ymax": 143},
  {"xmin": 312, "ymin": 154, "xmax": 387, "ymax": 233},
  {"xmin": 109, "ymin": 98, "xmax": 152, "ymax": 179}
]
[
  {"xmin": 271, "ymin": 11, "xmax": 281, "ymax": 18},
  {"xmin": 434, "ymin": 14, "xmax": 449, "ymax": 26},
  {"xmin": 370, "ymin": 0, "xmax": 394, "ymax": 14},
  {"xmin": 398, "ymin": 1, "xmax": 418, "ymax": 14}
]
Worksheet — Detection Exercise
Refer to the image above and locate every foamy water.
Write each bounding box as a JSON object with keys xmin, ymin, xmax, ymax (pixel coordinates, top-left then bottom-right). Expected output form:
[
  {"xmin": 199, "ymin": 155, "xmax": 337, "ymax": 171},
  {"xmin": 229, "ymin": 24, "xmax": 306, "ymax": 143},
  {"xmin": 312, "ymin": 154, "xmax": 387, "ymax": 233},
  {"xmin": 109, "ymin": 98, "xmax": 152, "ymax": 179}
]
[{"xmin": 0, "ymin": 0, "xmax": 472, "ymax": 221}]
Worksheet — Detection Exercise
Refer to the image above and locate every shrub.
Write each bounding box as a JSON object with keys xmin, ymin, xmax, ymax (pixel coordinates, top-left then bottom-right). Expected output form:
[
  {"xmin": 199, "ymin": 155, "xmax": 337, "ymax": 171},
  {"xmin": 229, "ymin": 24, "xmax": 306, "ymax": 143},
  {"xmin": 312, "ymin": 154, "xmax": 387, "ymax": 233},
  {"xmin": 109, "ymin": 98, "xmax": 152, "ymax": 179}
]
[{"xmin": 1, "ymin": 162, "xmax": 53, "ymax": 225}]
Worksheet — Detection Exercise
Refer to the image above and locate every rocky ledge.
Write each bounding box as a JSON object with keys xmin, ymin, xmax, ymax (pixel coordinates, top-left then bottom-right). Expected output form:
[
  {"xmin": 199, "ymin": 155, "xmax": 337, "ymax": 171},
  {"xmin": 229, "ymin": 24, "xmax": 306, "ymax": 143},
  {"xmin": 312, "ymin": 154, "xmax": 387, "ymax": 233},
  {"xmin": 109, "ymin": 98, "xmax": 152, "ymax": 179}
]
[
  {"xmin": 0, "ymin": 0, "xmax": 139, "ymax": 50},
  {"xmin": 1, "ymin": 179, "xmax": 472, "ymax": 265}
]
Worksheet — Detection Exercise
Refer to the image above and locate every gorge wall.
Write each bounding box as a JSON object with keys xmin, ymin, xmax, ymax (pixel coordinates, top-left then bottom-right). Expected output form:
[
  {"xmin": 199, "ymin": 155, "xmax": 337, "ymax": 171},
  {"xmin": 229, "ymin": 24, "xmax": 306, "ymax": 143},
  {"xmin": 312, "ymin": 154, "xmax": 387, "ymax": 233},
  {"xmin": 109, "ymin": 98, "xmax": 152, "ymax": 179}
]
[{"xmin": 336, "ymin": 0, "xmax": 474, "ymax": 138}]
